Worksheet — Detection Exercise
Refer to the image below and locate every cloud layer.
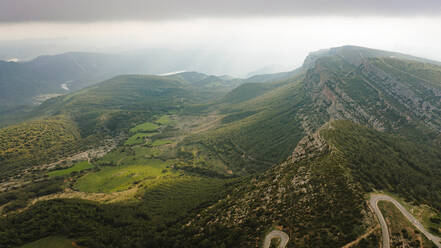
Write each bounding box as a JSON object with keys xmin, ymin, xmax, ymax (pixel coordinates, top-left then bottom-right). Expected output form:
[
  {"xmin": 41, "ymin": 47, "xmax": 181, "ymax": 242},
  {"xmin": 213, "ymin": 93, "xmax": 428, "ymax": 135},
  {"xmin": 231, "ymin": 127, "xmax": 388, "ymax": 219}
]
[{"xmin": 1, "ymin": 0, "xmax": 440, "ymax": 22}]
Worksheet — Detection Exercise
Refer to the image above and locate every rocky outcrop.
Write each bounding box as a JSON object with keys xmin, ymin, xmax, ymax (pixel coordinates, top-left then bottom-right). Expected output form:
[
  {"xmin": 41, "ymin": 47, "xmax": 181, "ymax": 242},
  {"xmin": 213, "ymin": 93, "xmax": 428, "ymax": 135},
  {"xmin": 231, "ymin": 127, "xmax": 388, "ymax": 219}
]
[{"xmin": 301, "ymin": 47, "xmax": 441, "ymax": 133}]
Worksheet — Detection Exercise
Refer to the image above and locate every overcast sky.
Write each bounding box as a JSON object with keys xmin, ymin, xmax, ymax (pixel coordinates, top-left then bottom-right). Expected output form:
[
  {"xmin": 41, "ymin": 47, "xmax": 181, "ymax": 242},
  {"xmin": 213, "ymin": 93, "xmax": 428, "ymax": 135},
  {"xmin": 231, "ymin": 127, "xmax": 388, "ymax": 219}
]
[{"xmin": 0, "ymin": 0, "xmax": 440, "ymax": 76}]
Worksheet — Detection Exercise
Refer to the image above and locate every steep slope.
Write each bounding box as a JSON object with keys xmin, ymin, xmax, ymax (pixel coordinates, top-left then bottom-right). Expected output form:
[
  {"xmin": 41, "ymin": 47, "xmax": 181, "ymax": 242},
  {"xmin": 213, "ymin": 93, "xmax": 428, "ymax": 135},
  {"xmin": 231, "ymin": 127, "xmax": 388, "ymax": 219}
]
[
  {"xmin": 322, "ymin": 121, "xmax": 441, "ymax": 210},
  {"xmin": 182, "ymin": 74, "xmax": 312, "ymax": 173},
  {"xmin": 184, "ymin": 46, "xmax": 441, "ymax": 246},
  {"xmin": 188, "ymin": 46, "xmax": 441, "ymax": 174},
  {"xmin": 190, "ymin": 122, "xmax": 369, "ymax": 247},
  {"xmin": 191, "ymin": 120, "xmax": 441, "ymax": 247},
  {"xmin": 303, "ymin": 47, "xmax": 441, "ymax": 135}
]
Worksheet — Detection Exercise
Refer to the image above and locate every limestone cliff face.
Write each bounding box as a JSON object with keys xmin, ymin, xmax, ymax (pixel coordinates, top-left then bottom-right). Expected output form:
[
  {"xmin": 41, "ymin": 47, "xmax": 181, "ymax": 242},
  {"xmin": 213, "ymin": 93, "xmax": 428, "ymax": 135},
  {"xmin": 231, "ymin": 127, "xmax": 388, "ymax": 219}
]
[{"xmin": 301, "ymin": 46, "xmax": 441, "ymax": 133}]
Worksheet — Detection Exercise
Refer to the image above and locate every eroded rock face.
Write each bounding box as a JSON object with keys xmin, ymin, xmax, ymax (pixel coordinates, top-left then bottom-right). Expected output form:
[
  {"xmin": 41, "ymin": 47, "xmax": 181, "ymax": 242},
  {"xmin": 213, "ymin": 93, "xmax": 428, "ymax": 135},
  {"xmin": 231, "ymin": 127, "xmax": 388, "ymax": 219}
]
[
  {"xmin": 291, "ymin": 121, "xmax": 328, "ymax": 164},
  {"xmin": 302, "ymin": 48, "xmax": 441, "ymax": 133}
]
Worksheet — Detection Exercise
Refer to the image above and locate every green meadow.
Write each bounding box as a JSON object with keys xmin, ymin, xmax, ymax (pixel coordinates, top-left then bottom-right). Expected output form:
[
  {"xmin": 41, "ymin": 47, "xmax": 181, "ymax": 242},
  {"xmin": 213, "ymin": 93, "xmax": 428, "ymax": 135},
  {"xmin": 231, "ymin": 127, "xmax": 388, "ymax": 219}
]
[
  {"xmin": 152, "ymin": 139, "xmax": 173, "ymax": 146},
  {"xmin": 74, "ymin": 159, "xmax": 173, "ymax": 193},
  {"xmin": 129, "ymin": 122, "xmax": 159, "ymax": 133},
  {"xmin": 124, "ymin": 132, "xmax": 157, "ymax": 146},
  {"xmin": 48, "ymin": 161, "xmax": 93, "ymax": 177},
  {"xmin": 155, "ymin": 115, "xmax": 171, "ymax": 125}
]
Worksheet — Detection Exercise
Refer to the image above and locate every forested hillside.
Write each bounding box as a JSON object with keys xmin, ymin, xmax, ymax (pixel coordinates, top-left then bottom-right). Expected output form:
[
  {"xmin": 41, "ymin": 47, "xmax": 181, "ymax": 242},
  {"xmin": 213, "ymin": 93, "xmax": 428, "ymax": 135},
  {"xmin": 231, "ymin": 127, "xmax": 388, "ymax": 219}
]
[
  {"xmin": 1, "ymin": 46, "xmax": 441, "ymax": 247},
  {"xmin": 0, "ymin": 117, "xmax": 82, "ymax": 180}
]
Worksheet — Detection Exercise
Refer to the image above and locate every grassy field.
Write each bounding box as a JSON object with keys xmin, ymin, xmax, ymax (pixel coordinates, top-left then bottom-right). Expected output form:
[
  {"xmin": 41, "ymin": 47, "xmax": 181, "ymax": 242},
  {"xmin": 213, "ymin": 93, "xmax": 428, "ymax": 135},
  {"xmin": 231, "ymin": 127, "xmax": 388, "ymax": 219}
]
[
  {"xmin": 378, "ymin": 201, "xmax": 436, "ymax": 247},
  {"xmin": 74, "ymin": 159, "xmax": 173, "ymax": 193},
  {"xmin": 124, "ymin": 115, "xmax": 172, "ymax": 146},
  {"xmin": 19, "ymin": 236, "xmax": 82, "ymax": 248},
  {"xmin": 95, "ymin": 145, "xmax": 167, "ymax": 166},
  {"xmin": 129, "ymin": 122, "xmax": 159, "ymax": 133},
  {"xmin": 48, "ymin": 161, "xmax": 93, "ymax": 177},
  {"xmin": 152, "ymin": 139, "xmax": 173, "ymax": 146},
  {"xmin": 124, "ymin": 132, "xmax": 157, "ymax": 146},
  {"xmin": 155, "ymin": 115, "xmax": 171, "ymax": 125}
]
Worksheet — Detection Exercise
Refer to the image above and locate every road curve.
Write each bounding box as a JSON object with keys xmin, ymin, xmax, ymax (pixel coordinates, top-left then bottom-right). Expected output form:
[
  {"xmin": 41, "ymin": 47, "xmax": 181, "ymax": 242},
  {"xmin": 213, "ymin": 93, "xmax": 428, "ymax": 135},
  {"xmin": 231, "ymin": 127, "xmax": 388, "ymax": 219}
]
[
  {"xmin": 369, "ymin": 194, "xmax": 441, "ymax": 248},
  {"xmin": 263, "ymin": 230, "xmax": 289, "ymax": 248}
]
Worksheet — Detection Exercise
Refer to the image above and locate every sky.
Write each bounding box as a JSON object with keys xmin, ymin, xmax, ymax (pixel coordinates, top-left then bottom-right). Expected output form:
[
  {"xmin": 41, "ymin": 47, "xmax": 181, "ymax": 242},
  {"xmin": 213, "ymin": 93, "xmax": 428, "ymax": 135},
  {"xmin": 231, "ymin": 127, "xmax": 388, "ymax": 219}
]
[{"xmin": 0, "ymin": 0, "xmax": 440, "ymax": 76}]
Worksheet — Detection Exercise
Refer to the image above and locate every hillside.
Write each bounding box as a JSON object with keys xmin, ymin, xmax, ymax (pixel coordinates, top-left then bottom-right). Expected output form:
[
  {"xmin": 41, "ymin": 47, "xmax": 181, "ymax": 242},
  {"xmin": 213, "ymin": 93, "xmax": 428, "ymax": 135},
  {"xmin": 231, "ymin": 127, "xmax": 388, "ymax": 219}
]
[
  {"xmin": 190, "ymin": 120, "xmax": 441, "ymax": 247},
  {"xmin": 0, "ymin": 117, "xmax": 82, "ymax": 180},
  {"xmin": 182, "ymin": 46, "xmax": 441, "ymax": 175},
  {"xmin": 0, "ymin": 73, "xmax": 236, "ymax": 184},
  {"xmin": 0, "ymin": 52, "xmax": 122, "ymax": 112},
  {"xmin": 0, "ymin": 51, "xmax": 245, "ymax": 115},
  {"xmin": 35, "ymin": 73, "xmax": 239, "ymax": 137},
  {"xmin": 1, "ymin": 46, "xmax": 441, "ymax": 247}
]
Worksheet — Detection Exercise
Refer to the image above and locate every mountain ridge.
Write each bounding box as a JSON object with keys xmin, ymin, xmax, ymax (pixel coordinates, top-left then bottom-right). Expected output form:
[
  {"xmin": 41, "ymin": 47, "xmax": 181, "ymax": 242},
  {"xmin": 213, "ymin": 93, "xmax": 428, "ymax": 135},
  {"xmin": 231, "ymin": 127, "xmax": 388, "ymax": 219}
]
[{"xmin": 2, "ymin": 45, "xmax": 441, "ymax": 247}]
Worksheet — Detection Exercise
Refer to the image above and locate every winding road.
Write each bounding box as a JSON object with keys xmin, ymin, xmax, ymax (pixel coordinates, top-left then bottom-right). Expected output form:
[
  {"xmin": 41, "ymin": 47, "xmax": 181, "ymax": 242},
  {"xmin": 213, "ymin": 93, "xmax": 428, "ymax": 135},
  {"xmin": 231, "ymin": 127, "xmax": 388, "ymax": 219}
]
[
  {"xmin": 263, "ymin": 230, "xmax": 289, "ymax": 248},
  {"xmin": 369, "ymin": 194, "xmax": 441, "ymax": 248}
]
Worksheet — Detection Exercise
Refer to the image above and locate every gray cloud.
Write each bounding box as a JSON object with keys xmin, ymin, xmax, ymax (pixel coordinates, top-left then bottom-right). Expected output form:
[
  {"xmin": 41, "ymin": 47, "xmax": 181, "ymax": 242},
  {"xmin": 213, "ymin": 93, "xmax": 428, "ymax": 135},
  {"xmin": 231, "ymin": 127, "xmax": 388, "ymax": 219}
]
[{"xmin": 1, "ymin": 0, "xmax": 440, "ymax": 22}]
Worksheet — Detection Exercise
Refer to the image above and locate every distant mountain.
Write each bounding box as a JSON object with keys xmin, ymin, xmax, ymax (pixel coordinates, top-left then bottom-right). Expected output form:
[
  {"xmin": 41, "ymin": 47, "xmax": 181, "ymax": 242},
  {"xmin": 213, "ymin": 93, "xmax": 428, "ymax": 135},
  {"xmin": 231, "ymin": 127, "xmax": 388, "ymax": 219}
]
[
  {"xmin": 0, "ymin": 52, "xmax": 122, "ymax": 112},
  {"xmin": 243, "ymin": 67, "xmax": 302, "ymax": 83},
  {"xmin": 245, "ymin": 64, "xmax": 289, "ymax": 78},
  {"xmin": 0, "ymin": 50, "xmax": 245, "ymax": 113}
]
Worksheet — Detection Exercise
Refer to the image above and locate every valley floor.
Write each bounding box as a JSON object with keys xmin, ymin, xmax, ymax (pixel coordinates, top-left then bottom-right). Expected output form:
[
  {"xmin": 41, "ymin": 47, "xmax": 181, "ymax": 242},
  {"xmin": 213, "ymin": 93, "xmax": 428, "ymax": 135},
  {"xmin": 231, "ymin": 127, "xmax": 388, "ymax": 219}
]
[{"xmin": 0, "ymin": 112, "xmax": 233, "ymax": 215}]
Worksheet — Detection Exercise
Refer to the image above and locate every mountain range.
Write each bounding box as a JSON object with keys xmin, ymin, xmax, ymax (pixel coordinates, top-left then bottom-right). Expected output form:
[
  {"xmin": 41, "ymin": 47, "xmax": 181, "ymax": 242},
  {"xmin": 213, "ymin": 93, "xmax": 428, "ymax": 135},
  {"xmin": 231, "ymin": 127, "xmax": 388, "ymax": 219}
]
[
  {"xmin": 1, "ymin": 45, "xmax": 441, "ymax": 248},
  {"xmin": 0, "ymin": 50, "xmax": 300, "ymax": 116}
]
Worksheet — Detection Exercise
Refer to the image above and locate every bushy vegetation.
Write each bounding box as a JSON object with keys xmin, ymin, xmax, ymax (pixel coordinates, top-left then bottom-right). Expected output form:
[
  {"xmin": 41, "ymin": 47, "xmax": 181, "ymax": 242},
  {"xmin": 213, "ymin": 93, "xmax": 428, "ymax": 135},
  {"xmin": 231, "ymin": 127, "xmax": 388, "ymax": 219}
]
[
  {"xmin": 35, "ymin": 75, "xmax": 223, "ymax": 138},
  {"xmin": 222, "ymin": 82, "xmax": 275, "ymax": 104},
  {"xmin": 0, "ymin": 178, "xmax": 64, "ymax": 214},
  {"xmin": 4, "ymin": 46, "xmax": 441, "ymax": 247},
  {"xmin": 191, "ymin": 147, "xmax": 366, "ymax": 247},
  {"xmin": 183, "ymin": 78, "xmax": 310, "ymax": 173},
  {"xmin": 322, "ymin": 120, "xmax": 441, "ymax": 210},
  {"xmin": 0, "ymin": 117, "xmax": 82, "ymax": 179},
  {"xmin": 0, "ymin": 176, "xmax": 233, "ymax": 248},
  {"xmin": 378, "ymin": 201, "xmax": 437, "ymax": 247},
  {"xmin": 19, "ymin": 236, "xmax": 82, "ymax": 248},
  {"xmin": 351, "ymin": 231, "xmax": 380, "ymax": 248}
]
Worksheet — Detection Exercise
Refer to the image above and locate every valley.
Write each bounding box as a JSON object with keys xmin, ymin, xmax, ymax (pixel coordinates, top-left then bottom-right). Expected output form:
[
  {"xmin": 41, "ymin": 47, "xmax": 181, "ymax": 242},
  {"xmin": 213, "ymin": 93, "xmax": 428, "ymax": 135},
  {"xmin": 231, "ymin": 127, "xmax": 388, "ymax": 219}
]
[
  {"xmin": 0, "ymin": 112, "xmax": 234, "ymax": 213},
  {"xmin": 1, "ymin": 46, "xmax": 441, "ymax": 248}
]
